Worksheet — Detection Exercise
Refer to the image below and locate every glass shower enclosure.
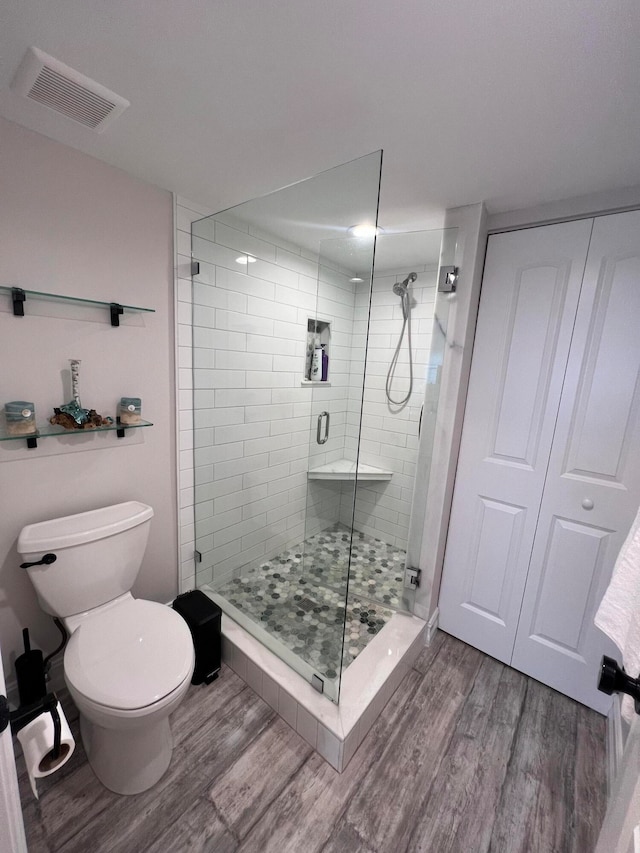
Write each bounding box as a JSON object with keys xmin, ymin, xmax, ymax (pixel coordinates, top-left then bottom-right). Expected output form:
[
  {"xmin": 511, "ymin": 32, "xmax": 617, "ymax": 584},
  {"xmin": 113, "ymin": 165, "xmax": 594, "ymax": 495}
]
[{"xmin": 190, "ymin": 151, "xmax": 449, "ymax": 702}]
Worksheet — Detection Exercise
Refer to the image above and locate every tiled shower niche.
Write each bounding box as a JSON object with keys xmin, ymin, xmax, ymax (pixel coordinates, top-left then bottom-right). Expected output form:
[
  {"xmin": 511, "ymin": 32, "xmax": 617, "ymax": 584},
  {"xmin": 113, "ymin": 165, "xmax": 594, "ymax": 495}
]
[{"xmin": 303, "ymin": 318, "xmax": 331, "ymax": 384}]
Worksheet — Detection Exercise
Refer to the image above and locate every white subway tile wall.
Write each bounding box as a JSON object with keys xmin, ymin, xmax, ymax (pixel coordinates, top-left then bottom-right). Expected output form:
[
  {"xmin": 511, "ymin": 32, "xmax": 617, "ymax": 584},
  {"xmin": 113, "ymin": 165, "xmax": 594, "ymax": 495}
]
[
  {"xmin": 176, "ymin": 197, "xmax": 437, "ymax": 591},
  {"xmin": 177, "ymin": 198, "xmax": 361, "ymax": 590}
]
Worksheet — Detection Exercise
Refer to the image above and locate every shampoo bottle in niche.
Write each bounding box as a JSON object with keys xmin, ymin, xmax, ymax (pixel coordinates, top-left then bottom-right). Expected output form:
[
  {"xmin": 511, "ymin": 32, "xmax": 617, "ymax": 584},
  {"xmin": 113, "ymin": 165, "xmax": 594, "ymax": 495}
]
[
  {"xmin": 311, "ymin": 342, "xmax": 329, "ymax": 381},
  {"xmin": 306, "ymin": 338, "xmax": 315, "ymax": 380},
  {"xmin": 311, "ymin": 340, "xmax": 322, "ymax": 380},
  {"xmin": 321, "ymin": 344, "xmax": 329, "ymax": 381}
]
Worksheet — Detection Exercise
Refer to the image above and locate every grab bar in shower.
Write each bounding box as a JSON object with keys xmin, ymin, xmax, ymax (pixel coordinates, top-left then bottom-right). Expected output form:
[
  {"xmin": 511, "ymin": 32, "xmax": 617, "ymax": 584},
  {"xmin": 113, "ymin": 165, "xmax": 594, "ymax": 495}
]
[{"xmin": 317, "ymin": 411, "xmax": 330, "ymax": 445}]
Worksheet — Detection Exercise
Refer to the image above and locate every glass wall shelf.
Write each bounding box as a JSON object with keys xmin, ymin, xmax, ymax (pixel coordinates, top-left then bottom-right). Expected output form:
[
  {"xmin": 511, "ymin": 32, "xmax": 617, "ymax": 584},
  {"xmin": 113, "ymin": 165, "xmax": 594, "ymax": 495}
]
[
  {"xmin": 1, "ymin": 286, "xmax": 155, "ymax": 326},
  {"xmin": 0, "ymin": 419, "xmax": 153, "ymax": 449}
]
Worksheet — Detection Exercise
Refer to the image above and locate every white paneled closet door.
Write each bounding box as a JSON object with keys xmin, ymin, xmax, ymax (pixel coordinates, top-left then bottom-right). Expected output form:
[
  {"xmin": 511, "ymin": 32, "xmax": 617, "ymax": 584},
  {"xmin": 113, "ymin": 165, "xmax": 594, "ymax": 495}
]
[
  {"xmin": 439, "ymin": 210, "xmax": 640, "ymax": 712},
  {"xmin": 438, "ymin": 220, "xmax": 593, "ymax": 662},
  {"xmin": 511, "ymin": 210, "xmax": 640, "ymax": 712}
]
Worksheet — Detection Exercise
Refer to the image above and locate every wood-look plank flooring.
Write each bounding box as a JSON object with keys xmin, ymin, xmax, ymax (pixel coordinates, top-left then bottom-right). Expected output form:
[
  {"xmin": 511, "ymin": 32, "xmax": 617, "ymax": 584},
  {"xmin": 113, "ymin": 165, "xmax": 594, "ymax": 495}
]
[{"xmin": 16, "ymin": 632, "xmax": 607, "ymax": 853}]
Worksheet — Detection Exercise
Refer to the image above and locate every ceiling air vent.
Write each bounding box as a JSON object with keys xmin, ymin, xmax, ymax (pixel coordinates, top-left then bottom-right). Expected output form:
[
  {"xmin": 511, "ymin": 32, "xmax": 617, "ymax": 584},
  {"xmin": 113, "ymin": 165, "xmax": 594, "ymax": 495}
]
[{"xmin": 11, "ymin": 47, "xmax": 130, "ymax": 132}]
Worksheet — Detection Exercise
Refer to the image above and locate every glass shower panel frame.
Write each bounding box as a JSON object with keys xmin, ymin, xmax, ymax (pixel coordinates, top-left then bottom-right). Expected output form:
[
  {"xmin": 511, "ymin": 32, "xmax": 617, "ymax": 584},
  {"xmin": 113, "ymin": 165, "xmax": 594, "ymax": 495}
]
[
  {"xmin": 403, "ymin": 226, "xmax": 459, "ymax": 597},
  {"xmin": 190, "ymin": 151, "xmax": 383, "ymax": 703}
]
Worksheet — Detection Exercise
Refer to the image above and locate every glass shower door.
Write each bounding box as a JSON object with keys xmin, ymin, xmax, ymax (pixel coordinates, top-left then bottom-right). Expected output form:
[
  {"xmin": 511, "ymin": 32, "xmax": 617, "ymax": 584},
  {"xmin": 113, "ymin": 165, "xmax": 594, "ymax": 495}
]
[
  {"xmin": 191, "ymin": 151, "xmax": 382, "ymax": 702},
  {"xmin": 299, "ymin": 229, "xmax": 378, "ymax": 700}
]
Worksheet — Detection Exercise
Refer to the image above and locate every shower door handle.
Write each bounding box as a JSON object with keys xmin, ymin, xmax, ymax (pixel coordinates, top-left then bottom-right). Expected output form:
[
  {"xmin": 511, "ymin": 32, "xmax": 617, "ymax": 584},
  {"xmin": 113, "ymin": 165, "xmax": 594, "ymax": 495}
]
[{"xmin": 317, "ymin": 411, "xmax": 330, "ymax": 445}]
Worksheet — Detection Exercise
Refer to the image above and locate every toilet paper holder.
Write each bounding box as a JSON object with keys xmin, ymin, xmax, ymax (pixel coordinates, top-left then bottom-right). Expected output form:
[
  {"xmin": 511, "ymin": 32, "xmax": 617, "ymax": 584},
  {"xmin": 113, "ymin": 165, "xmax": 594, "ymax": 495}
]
[{"xmin": 0, "ymin": 691, "xmax": 62, "ymax": 758}]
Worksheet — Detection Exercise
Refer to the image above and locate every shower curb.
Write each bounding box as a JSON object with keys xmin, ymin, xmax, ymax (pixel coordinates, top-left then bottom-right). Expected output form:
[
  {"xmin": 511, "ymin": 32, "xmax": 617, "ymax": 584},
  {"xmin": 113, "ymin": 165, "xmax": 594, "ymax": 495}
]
[{"xmin": 217, "ymin": 608, "xmax": 427, "ymax": 772}]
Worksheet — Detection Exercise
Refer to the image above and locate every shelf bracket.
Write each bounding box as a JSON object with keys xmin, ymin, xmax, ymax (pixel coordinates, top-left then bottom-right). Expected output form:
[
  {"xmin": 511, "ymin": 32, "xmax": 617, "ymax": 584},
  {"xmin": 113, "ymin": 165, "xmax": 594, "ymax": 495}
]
[
  {"xmin": 12, "ymin": 288, "xmax": 26, "ymax": 317},
  {"xmin": 26, "ymin": 436, "xmax": 38, "ymax": 450},
  {"xmin": 110, "ymin": 303, "xmax": 124, "ymax": 327},
  {"xmin": 115, "ymin": 417, "xmax": 126, "ymax": 438}
]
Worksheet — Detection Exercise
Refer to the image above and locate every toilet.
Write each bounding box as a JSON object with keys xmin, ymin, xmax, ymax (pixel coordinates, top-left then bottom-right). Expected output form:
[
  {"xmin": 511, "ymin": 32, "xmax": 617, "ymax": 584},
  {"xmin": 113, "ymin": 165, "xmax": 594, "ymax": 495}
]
[{"xmin": 17, "ymin": 501, "xmax": 195, "ymax": 795}]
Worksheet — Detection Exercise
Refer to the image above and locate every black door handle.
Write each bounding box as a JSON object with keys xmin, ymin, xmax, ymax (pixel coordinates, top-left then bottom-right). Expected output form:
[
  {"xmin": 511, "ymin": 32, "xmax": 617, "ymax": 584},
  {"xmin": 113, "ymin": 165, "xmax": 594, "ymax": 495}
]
[
  {"xmin": 598, "ymin": 655, "xmax": 640, "ymax": 714},
  {"xmin": 20, "ymin": 553, "xmax": 56, "ymax": 569},
  {"xmin": 0, "ymin": 695, "xmax": 9, "ymax": 734}
]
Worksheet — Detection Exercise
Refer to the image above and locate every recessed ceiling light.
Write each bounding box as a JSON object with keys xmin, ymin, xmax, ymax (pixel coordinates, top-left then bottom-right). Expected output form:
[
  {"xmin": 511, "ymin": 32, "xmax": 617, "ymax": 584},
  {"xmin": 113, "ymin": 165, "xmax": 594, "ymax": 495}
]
[
  {"xmin": 235, "ymin": 255, "xmax": 257, "ymax": 264},
  {"xmin": 349, "ymin": 277, "xmax": 364, "ymax": 282},
  {"xmin": 348, "ymin": 224, "xmax": 383, "ymax": 238}
]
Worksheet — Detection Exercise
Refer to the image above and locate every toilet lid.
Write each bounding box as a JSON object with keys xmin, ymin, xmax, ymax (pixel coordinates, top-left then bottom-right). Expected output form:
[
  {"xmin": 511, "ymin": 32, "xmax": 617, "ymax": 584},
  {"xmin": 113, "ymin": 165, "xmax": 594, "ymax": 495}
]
[{"xmin": 64, "ymin": 599, "xmax": 194, "ymax": 710}]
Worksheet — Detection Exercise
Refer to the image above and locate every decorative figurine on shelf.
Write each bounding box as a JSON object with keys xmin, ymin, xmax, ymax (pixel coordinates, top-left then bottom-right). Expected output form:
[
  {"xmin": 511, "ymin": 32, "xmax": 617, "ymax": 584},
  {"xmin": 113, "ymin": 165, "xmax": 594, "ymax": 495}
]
[
  {"xmin": 4, "ymin": 401, "xmax": 36, "ymax": 436},
  {"xmin": 50, "ymin": 359, "xmax": 113, "ymax": 430},
  {"xmin": 118, "ymin": 397, "xmax": 142, "ymax": 425}
]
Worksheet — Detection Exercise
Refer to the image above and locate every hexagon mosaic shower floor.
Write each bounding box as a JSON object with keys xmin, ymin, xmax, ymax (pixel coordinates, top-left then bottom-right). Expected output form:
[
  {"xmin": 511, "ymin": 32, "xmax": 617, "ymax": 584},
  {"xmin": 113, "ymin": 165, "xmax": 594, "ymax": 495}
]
[{"xmin": 215, "ymin": 523, "xmax": 406, "ymax": 681}]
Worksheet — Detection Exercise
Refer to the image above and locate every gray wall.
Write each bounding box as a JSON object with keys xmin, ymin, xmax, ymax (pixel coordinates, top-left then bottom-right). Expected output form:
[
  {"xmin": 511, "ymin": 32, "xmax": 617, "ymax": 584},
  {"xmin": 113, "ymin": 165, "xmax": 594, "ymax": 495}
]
[{"xmin": 0, "ymin": 117, "xmax": 176, "ymax": 680}]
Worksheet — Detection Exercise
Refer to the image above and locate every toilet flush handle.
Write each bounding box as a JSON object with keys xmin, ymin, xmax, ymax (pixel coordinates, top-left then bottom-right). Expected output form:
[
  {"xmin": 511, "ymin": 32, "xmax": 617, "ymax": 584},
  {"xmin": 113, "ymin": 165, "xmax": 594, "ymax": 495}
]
[{"xmin": 20, "ymin": 553, "xmax": 57, "ymax": 569}]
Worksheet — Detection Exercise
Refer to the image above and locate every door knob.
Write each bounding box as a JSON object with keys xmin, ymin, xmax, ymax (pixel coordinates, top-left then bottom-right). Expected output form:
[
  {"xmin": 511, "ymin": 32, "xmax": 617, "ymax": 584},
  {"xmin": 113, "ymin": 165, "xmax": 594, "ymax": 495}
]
[
  {"xmin": 598, "ymin": 656, "xmax": 640, "ymax": 714},
  {"xmin": 0, "ymin": 695, "xmax": 8, "ymax": 734},
  {"xmin": 581, "ymin": 498, "xmax": 594, "ymax": 510}
]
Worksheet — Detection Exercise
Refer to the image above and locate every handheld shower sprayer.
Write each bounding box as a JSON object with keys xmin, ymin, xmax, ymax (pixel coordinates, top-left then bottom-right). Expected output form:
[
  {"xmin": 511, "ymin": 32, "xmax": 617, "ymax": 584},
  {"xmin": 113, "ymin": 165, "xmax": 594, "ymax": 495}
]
[
  {"xmin": 392, "ymin": 271, "xmax": 417, "ymax": 296},
  {"xmin": 386, "ymin": 272, "xmax": 417, "ymax": 406}
]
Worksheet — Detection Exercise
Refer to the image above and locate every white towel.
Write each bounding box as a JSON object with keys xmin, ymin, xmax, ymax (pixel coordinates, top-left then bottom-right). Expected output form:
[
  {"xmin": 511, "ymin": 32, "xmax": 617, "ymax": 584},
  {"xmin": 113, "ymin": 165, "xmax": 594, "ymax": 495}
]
[{"xmin": 595, "ymin": 504, "xmax": 640, "ymax": 723}]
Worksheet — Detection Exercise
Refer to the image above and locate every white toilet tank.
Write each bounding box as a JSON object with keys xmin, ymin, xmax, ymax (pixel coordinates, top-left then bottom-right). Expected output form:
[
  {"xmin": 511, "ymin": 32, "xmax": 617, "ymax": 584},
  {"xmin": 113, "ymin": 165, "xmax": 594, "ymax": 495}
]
[{"xmin": 18, "ymin": 501, "xmax": 154, "ymax": 618}]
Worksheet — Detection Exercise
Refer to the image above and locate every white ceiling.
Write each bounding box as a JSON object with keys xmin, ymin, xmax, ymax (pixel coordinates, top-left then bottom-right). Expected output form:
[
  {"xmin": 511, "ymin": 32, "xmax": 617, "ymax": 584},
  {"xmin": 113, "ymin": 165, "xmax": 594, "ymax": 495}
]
[{"xmin": 1, "ymin": 0, "xmax": 640, "ymax": 232}]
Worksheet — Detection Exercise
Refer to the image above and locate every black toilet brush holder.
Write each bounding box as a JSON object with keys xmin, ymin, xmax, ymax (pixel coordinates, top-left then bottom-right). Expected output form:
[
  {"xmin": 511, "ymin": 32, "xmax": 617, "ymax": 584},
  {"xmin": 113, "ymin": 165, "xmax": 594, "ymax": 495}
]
[{"xmin": 15, "ymin": 628, "xmax": 47, "ymax": 707}]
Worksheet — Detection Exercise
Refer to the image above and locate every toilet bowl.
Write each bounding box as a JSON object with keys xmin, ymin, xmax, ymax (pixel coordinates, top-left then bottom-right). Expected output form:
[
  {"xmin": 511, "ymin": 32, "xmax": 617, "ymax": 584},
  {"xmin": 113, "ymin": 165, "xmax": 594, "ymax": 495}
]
[
  {"xmin": 18, "ymin": 502, "xmax": 195, "ymax": 795},
  {"xmin": 64, "ymin": 594, "xmax": 194, "ymax": 794}
]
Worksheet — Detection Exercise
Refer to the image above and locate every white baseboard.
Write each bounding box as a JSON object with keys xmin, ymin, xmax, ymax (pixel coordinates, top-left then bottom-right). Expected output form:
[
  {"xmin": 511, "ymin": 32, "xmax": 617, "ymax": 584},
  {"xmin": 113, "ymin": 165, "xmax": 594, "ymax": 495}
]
[
  {"xmin": 607, "ymin": 694, "xmax": 624, "ymax": 799},
  {"xmin": 426, "ymin": 607, "xmax": 439, "ymax": 644}
]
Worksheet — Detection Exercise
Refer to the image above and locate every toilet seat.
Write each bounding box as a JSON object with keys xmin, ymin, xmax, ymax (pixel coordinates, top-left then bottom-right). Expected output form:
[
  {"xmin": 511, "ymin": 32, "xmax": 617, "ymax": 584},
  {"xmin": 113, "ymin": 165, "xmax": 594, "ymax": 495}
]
[{"xmin": 64, "ymin": 598, "xmax": 194, "ymax": 711}]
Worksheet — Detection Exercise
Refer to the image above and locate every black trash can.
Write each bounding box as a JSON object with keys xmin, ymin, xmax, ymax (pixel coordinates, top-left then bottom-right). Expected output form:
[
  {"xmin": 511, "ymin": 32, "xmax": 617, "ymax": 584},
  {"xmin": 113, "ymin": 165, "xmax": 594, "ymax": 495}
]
[{"xmin": 172, "ymin": 590, "xmax": 221, "ymax": 685}]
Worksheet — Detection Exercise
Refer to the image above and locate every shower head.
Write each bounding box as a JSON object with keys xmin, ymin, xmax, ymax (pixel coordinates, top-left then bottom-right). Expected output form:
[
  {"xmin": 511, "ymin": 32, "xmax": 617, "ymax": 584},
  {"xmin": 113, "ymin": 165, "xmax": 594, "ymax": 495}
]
[{"xmin": 392, "ymin": 272, "xmax": 417, "ymax": 296}]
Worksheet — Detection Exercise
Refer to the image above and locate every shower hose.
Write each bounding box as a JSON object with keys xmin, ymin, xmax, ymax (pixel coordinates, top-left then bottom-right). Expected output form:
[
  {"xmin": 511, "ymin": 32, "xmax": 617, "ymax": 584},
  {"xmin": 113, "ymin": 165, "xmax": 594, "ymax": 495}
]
[{"xmin": 385, "ymin": 285, "xmax": 413, "ymax": 406}]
